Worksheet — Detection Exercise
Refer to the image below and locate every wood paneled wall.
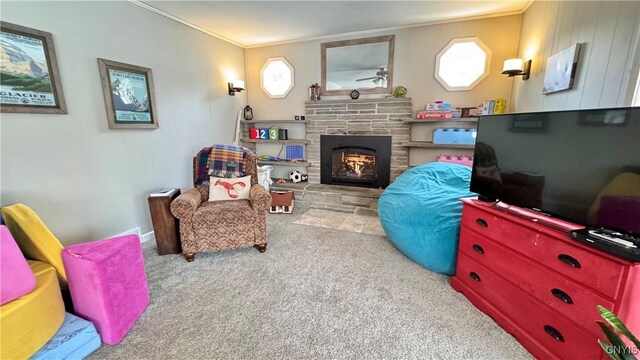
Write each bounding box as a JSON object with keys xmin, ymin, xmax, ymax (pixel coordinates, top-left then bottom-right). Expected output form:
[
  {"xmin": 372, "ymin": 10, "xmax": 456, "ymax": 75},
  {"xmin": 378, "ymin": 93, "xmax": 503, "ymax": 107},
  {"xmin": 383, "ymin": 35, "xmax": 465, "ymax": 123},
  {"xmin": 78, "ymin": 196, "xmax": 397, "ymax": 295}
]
[{"xmin": 511, "ymin": 1, "xmax": 640, "ymax": 112}]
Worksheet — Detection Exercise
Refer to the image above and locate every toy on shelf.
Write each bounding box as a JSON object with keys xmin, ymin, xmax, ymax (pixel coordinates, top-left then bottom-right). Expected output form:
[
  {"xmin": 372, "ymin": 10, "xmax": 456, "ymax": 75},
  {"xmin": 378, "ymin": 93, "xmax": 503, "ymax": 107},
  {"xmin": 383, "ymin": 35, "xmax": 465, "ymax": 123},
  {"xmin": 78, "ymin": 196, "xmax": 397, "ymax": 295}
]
[
  {"xmin": 285, "ymin": 145, "xmax": 304, "ymax": 160},
  {"xmin": 257, "ymin": 155, "xmax": 306, "ymax": 164},
  {"xmin": 416, "ymin": 100, "xmax": 454, "ymax": 120},
  {"xmin": 257, "ymin": 155, "xmax": 277, "ymax": 161},
  {"xmin": 289, "ymin": 171, "xmax": 302, "ymax": 183},
  {"xmin": 416, "ymin": 111, "xmax": 453, "ymax": 119},
  {"xmin": 477, "ymin": 98, "xmax": 507, "ymax": 116},
  {"xmin": 268, "ymin": 126, "xmax": 279, "ymax": 140},
  {"xmin": 433, "ymin": 128, "xmax": 477, "ymax": 145},
  {"xmin": 277, "ymin": 178, "xmax": 286, "ymax": 184},
  {"xmin": 436, "ymin": 155, "xmax": 474, "ymax": 167}
]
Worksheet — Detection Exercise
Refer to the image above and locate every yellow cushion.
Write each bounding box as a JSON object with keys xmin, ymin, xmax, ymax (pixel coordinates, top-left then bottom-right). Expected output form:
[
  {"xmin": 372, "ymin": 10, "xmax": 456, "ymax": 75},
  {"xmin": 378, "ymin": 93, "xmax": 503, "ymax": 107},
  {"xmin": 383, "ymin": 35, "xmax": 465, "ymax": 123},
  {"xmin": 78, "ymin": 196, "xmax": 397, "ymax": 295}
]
[
  {"xmin": 0, "ymin": 261, "xmax": 66, "ymax": 359},
  {"xmin": 1, "ymin": 204, "xmax": 67, "ymax": 288}
]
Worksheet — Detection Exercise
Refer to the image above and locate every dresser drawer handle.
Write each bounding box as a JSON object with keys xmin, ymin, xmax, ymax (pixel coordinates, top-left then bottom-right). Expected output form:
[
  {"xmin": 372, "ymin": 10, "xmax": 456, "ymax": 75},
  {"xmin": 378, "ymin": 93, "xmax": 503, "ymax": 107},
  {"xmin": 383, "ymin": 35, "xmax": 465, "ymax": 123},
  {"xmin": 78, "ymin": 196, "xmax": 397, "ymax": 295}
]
[
  {"xmin": 551, "ymin": 288, "xmax": 573, "ymax": 304},
  {"xmin": 472, "ymin": 244, "xmax": 485, "ymax": 254},
  {"xmin": 543, "ymin": 325, "xmax": 565, "ymax": 342},
  {"xmin": 557, "ymin": 254, "xmax": 581, "ymax": 269},
  {"xmin": 469, "ymin": 272, "xmax": 482, "ymax": 282},
  {"xmin": 475, "ymin": 218, "xmax": 489, "ymax": 228}
]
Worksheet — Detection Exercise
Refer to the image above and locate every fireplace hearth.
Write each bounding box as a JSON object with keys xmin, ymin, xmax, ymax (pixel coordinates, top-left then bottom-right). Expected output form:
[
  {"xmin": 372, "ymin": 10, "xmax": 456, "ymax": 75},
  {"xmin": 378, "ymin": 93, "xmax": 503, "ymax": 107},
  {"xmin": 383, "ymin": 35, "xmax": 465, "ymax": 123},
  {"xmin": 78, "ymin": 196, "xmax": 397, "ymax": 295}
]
[{"xmin": 321, "ymin": 135, "xmax": 391, "ymax": 189}]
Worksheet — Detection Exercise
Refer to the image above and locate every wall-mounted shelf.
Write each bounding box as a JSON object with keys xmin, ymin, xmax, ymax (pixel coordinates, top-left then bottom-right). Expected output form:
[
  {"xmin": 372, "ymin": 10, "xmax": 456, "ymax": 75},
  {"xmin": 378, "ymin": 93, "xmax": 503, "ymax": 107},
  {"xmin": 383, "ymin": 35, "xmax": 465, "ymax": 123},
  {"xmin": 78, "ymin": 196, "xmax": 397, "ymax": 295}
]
[
  {"xmin": 402, "ymin": 141, "xmax": 475, "ymax": 149},
  {"xmin": 405, "ymin": 119, "xmax": 478, "ymax": 123},
  {"xmin": 241, "ymin": 139, "xmax": 309, "ymax": 144},
  {"xmin": 257, "ymin": 160, "xmax": 309, "ymax": 167},
  {"xmin": 242, "ymin": 120, "xmax": 308, "ymax": 124},
  {"xmin": 241, "ymin": 121, "xmax": 308, "ymax": 176},
  {"xmin": 405, "ymin": 117, "xmax": 477, "ymax": 167}
]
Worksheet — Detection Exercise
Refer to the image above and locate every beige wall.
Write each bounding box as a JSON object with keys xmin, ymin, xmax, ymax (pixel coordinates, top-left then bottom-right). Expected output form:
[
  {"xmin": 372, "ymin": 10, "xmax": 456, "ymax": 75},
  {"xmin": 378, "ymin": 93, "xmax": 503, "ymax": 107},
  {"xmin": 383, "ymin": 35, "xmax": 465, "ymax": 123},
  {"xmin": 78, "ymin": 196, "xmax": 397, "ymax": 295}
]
[
  {"xmin": 0, "ymin": 1, "xmax": 247, "ymax": 245},
  {"xmin": 511, "ymin": 1, "xmax": 640, "ymax": 112},
  {"xmin": 245, "ymin": 15, "xmax": 522, "ymax": 120}
]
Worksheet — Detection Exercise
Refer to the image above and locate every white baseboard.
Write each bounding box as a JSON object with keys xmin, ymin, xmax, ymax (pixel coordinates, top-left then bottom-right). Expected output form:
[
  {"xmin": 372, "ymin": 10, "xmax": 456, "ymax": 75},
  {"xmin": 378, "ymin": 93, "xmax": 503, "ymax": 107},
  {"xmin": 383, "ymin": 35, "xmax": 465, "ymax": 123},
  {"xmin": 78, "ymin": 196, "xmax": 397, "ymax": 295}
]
[
  {"xmin": 115, "ymin": 227, "xmax": 141, "ymax": 238},
  {"xmin": 114, "ymin": 227, "xmax": 153, "ymax": 243},
  {"xmin": 141, "ymin": 231, "xmax": 155, "ymax": 243}
]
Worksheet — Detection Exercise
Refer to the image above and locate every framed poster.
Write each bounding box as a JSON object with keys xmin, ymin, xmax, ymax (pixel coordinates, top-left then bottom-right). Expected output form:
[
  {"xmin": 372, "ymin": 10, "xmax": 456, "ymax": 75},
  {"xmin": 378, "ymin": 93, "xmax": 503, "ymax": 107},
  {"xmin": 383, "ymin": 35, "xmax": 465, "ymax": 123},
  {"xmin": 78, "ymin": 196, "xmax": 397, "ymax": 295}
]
[
  {"xmin": 0, "ymin": 21, "xmax": 67, "ymax": 114},
  {"xmin": 97, "ymin": 58, "xmax": 158, "ymax": 130},
  {"xmin": 542, "ymin": 43, "xmax": 581, "ymax": 95}
]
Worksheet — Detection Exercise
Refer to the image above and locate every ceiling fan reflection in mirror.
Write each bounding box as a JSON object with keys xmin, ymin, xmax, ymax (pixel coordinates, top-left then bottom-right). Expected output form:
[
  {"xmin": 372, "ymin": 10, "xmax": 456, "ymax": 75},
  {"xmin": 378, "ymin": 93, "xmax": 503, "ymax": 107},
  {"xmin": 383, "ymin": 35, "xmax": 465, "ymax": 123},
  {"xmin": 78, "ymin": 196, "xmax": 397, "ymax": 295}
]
[{"xmin": 356, "ymin": 67, "xmax": 388, "ymax": 87}]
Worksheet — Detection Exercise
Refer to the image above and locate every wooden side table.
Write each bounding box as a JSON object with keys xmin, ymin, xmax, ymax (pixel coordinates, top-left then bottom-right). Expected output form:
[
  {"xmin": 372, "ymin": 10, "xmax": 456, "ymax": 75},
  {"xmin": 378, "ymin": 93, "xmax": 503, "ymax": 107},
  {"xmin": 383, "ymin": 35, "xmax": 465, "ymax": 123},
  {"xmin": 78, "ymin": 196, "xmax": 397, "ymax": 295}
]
[{"xmin": 147, "ymin": 188, "xmax": 181, "ymax": 255}]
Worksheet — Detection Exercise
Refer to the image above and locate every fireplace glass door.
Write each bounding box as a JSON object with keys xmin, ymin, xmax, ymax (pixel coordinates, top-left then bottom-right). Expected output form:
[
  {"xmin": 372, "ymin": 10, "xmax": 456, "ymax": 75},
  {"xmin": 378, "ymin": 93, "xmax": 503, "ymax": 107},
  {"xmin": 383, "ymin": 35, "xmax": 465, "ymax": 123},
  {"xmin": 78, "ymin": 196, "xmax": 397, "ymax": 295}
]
[{"xmin": 331, "ymin": 148, "xmax": 377, "ymax": 184}]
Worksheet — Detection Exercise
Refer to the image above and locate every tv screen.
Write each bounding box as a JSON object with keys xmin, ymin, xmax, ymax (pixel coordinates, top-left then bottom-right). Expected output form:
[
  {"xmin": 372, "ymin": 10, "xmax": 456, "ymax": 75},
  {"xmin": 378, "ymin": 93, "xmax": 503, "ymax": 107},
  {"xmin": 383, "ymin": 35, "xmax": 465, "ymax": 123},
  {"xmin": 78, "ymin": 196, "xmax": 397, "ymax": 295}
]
[{"xmin": 470, "ymin": 107, "xmax": 640, "ymax": 235}]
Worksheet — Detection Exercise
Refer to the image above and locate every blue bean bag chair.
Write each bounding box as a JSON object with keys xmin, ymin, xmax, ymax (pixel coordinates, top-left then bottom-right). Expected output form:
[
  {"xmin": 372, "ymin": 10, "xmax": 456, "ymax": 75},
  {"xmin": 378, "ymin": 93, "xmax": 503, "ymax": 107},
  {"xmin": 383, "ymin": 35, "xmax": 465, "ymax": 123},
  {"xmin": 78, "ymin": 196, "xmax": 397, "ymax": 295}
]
[{"xmin": 378, "ymin": 162, "xmax": 476, "ymax": 275}]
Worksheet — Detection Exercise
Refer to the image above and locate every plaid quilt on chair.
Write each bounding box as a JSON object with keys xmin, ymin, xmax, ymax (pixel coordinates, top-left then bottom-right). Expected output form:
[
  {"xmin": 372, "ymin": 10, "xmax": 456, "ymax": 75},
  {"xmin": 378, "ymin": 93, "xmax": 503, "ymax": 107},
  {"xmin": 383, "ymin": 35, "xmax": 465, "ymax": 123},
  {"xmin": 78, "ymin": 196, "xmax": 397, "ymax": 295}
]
[{"xmin": 195, "ymin": 145, "xmax": 246, "ymax": 185}]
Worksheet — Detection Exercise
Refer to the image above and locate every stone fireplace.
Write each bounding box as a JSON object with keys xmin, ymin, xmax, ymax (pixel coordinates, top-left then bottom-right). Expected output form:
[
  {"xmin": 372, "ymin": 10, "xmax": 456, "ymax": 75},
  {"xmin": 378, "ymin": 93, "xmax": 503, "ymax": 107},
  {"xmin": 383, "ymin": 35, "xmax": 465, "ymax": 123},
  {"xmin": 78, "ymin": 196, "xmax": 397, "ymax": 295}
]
[
  {"xmin": 305, "ymin": 97, "xmax": 412, "ymax": 185},
  {"xmin": 265, "ymin": 97, "xmax": 412, "ymax": 213},
  {"xmin": 320, "ymin": 135, "xmax": 391, "ymax": 188}
]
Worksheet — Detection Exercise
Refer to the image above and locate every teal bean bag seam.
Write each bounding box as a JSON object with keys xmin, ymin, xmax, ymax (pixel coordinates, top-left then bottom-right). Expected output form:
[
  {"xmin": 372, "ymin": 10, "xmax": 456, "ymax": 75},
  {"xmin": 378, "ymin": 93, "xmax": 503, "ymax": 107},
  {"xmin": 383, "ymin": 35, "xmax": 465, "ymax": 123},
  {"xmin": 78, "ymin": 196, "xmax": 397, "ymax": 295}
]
[{"xmin": 378, "ymin": 162, "xmax": 476, "ymax": 275}]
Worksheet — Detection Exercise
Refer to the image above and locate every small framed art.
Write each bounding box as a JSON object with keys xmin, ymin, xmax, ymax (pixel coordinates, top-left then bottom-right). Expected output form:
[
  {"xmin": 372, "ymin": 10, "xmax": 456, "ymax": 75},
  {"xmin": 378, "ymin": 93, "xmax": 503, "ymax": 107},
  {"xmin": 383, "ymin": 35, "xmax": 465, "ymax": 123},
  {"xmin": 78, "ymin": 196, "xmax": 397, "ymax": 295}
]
[{"xmin": 97, "ymin": 58, "xmax": 158, "ymax": 129}]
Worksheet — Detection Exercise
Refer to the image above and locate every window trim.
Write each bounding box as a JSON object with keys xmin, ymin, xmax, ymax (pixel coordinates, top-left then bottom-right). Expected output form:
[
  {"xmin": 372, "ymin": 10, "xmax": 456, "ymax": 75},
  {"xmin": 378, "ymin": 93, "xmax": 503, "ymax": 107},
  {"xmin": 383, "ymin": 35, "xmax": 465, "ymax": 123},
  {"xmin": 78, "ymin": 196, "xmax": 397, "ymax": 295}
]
[
  {"xmin": 434, "ymin": 37, "xmax": 492, "ymax": 92},
  {"xmin": 260, "ymin": 56, "xmax": 295, "ymax": 99}
]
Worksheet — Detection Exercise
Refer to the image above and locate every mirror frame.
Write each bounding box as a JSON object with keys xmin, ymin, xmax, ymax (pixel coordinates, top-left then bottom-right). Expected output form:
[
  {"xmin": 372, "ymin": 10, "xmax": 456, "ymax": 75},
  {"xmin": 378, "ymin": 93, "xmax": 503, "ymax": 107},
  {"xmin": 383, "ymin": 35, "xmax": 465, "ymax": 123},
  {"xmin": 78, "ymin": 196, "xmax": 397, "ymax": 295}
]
[{"xmin": 321, "ymin": 35, "xmax": 395, "ymax": 96}]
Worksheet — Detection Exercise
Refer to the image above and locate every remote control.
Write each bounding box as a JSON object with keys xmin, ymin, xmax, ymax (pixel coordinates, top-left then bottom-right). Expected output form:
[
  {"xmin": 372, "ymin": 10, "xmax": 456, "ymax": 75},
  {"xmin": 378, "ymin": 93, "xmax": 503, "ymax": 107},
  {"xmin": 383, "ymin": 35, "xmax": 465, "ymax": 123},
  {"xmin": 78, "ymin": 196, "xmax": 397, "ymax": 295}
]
[
  {"xmin": 594, "ymin": 228, "xmax": 639, "ymax": 244},
  {"xmin": 588, "ymin": 230, "xmax": 637, "ymax": 249}
]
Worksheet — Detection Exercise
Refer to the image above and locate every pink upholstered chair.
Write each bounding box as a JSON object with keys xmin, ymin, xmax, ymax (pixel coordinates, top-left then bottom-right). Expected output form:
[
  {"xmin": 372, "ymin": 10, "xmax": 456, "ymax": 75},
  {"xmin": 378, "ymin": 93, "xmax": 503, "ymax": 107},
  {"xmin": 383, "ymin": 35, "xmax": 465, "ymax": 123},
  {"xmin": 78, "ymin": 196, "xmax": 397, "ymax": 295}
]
[{"xmin": 170, "ymin": 147, "xmax": 271, "ymax": 262}]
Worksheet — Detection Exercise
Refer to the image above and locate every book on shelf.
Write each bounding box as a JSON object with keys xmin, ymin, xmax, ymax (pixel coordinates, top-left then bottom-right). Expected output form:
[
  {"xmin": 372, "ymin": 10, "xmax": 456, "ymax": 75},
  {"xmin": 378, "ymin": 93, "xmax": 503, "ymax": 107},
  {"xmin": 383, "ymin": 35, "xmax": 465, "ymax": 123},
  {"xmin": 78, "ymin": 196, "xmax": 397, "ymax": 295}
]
[{"xmin": 149, "ymin": 188, "xmax": 177, "ymax": 197}]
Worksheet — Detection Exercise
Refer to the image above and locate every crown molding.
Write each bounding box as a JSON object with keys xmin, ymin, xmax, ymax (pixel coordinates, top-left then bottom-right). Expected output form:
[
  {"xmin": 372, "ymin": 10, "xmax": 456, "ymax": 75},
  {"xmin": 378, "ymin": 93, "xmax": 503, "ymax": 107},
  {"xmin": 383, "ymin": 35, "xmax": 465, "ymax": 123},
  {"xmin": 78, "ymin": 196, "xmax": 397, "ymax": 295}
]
[
  {"xmin": 128, "ymin": 0, "xmax": 244, "ymax": 48},
  {"xmin": 246, "ymin": 9, "xmax": 526, "ymax": 49},
  {"xmin": 130, "ymin": 0, "xmax": 534, "ymax": 49}
]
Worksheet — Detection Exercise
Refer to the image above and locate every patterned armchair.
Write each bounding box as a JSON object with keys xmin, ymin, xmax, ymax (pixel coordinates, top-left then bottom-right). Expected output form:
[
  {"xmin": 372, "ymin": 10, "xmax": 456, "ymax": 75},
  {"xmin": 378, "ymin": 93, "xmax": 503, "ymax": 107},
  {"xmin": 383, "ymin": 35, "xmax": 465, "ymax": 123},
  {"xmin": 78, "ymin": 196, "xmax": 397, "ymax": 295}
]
[{"xmin": 170, "ymin": 147, "xmax": 271, "ymax": 262}]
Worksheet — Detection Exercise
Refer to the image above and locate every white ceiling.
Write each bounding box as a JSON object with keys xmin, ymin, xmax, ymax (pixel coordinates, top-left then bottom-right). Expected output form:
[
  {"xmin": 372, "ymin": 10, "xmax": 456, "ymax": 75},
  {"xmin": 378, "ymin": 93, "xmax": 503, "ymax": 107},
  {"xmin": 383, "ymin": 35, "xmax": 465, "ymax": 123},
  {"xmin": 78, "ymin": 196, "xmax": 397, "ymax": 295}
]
[{"xmin": 136, "ymin": 1, "xmax": 532, "ymax": 48}]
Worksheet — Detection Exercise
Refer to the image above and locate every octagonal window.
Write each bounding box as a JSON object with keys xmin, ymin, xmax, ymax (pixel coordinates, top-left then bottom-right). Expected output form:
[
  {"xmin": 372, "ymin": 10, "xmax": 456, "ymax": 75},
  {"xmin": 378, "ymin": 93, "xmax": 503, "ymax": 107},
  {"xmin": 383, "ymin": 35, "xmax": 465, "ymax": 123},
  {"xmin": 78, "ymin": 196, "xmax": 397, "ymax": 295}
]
[
  {"xmin": 435, "ymin": 37, "xmax": 491, "ymax": 91},
  {"xmin": 261, "ymin": 57, "xmax": 294, "ymax": 98}
]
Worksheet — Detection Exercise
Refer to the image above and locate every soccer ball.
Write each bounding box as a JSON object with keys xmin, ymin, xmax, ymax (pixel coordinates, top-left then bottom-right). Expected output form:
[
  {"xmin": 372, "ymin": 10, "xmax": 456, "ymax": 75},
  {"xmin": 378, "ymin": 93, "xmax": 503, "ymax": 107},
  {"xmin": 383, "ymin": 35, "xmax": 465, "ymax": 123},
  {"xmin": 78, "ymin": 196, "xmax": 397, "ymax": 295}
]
[{"xmin": 289, "ymin": 170, "xmax": 302, "ymax": 183}]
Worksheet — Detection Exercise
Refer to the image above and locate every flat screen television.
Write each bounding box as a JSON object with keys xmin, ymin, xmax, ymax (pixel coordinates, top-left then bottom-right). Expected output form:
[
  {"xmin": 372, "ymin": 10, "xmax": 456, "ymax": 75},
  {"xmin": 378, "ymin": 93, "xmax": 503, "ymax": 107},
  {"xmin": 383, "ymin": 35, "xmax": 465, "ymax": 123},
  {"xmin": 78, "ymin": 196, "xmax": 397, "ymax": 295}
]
[{"xmin": 470, "ymin": 107, "xmax": 640, "ymax": 236}]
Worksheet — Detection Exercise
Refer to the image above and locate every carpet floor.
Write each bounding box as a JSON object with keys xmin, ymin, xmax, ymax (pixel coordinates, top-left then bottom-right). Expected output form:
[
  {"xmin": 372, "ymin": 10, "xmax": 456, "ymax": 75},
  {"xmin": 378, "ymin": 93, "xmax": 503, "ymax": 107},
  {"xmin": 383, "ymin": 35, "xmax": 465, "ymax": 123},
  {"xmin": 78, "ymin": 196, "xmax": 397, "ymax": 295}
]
[{"xmin": 90, "ymin": 208, "xmax": 531, "ymax": 359}]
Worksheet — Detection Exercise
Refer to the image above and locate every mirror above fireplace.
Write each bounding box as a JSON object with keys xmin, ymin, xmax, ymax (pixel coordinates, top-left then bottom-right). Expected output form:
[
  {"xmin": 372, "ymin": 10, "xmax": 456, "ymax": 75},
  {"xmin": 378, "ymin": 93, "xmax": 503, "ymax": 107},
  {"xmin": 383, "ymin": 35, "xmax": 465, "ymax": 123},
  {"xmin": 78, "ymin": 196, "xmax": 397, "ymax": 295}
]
[{"xmin": 321, "ymin": 35, "xmax": 395, "ymax": 96}]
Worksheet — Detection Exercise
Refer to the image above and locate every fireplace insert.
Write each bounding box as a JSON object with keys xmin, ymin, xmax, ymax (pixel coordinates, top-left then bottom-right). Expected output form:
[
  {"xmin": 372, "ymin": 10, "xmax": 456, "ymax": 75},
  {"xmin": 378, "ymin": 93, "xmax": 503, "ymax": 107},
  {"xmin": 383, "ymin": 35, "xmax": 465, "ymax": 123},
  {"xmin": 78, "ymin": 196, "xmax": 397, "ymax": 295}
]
[{"xmin": 320, "ymin": 135, "xmax": 391, "ymax": 188}]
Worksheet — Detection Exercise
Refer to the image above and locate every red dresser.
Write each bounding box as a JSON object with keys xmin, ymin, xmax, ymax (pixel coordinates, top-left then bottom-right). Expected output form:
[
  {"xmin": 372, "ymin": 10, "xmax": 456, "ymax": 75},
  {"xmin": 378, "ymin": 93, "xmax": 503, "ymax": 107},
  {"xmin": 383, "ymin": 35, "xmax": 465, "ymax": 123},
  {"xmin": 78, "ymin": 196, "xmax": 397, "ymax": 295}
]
[{"xmin": 451, "ymin": 199, "xmax": 640, "ymax": 359}]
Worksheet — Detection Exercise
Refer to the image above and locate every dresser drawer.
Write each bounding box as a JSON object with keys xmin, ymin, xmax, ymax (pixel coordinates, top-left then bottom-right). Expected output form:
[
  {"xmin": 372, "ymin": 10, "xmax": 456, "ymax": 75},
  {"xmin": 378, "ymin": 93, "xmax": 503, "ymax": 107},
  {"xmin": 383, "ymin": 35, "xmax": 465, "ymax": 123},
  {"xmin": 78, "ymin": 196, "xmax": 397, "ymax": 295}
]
[
  {"xmin": 455, "ymin": 253, "xmax": 603, "ymax": 360},
  {"xmin": 462, "ymin": 204, "xmax": 625, "ymax": 298},
  {"xmin": 459, "ymin": 227, "xmax": 614, "ymax": 337}
]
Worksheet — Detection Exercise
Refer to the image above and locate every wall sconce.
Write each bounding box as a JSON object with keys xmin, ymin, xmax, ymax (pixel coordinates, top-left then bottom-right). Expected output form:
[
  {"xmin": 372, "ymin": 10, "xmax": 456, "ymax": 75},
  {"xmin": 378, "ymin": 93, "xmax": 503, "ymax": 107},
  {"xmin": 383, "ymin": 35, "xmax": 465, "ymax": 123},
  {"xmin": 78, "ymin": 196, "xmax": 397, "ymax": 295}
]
[
  {"xmin": 502, "ymin": 58, "xmax": 531, "ymax": 80},
  {"xmin": 228, "ymin": 80, "xmax": 245, "ymax": 96}
]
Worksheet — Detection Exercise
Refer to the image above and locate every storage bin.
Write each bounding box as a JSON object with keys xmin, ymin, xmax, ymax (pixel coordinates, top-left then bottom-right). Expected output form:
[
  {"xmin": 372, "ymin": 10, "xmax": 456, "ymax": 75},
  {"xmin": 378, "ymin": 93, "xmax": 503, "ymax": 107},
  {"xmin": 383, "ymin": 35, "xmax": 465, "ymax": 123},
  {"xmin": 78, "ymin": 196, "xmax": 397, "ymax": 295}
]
[
  {"xmin": 433, "ymin": 128, "xmax": 477, "ymax": 145},
  {"xmin": 257, "ymin": 165, "xmax": 274, "ymax": 190}
]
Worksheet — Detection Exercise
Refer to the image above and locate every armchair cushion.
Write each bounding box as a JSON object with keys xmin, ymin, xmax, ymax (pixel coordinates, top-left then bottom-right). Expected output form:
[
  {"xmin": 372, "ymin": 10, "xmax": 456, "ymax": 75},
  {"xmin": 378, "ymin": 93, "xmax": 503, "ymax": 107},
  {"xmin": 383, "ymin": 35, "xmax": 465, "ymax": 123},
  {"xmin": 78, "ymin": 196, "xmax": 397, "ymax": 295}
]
[
  {"xmin": 170, "ymin": 188, "xmax": 203, "ymax": 220},
  {"xmin": 208, "ymin": 175, "xmax": 251, "ymax": 201},
  {"xmin": 249, "ymin": 184, "xmax": 271, "ymax": 212},
  {"xmin": 193, "ymin": 200, "xmax": 253, "ymax": 229}
]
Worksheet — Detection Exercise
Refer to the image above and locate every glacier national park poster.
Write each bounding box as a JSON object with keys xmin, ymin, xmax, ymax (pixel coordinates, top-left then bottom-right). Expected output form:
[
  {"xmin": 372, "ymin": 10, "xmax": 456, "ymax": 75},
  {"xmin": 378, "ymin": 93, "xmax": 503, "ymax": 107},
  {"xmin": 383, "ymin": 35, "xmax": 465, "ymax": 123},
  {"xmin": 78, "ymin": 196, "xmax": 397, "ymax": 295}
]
[{"xmin": 0, "ymin": 22, "xmax": 67, "ymax": 113}]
